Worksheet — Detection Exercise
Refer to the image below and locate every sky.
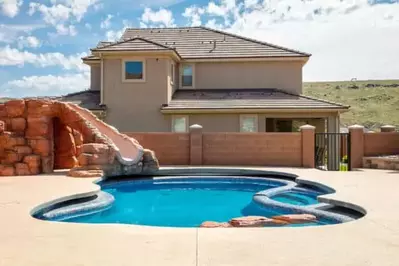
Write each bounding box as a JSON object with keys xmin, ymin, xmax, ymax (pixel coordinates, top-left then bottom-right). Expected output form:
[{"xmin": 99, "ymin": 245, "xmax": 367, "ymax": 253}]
[{"xmin": 0, "ymin": 0, "xmax": 398, "ymax": 98}]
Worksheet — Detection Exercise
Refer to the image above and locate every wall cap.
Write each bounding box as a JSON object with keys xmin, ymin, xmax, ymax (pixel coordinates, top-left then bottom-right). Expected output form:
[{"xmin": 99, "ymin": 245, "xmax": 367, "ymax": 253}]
[
  {"xmin": 300, "ymin": 124, "xmax": 315, "ymax": 130},
  {"xmin": 381, "ymin": 125, "xmax": 395, "ymax": 128},
  {"xmin": 189, "ymin": 124, "xmax": 203, "ymax": 129},
  {"xmin": 348, "ymin": 125, "xmax": 364, "ymax": 129}
]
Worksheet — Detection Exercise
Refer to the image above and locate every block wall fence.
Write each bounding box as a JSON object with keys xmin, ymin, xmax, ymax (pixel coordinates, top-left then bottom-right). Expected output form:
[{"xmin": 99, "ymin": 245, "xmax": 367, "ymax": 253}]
[
  {"xmin": 128, "ymin": 124, "xmax": 399, "ymax": 169},
  {"xmin": 126, "ymin": 124, "xmax": 315, "ymax": 168},
  {"xmin": 350, "ymin": 125, "xmax": 399, "ymax": 169}
]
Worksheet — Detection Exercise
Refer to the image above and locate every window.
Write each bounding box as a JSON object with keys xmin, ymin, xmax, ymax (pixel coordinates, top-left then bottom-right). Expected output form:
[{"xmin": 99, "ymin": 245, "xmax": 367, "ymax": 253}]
[
  {"xmin": 170, "ymin": 63, "xmax": 175, "ymax": 84},
  {"xmin": 181, "ymin": 64, "xmax": 193, "ymax": 87},
  {"xmin": 122, "ymin": 59, "xmax": 145, "ymax": 82},
  {"xmin": 172, "ymin": 116, "xmax": 188, "ymax": 132},
  {"xmin": 240, "ymin": 115, "xmax": 258, "ymax": 132}
]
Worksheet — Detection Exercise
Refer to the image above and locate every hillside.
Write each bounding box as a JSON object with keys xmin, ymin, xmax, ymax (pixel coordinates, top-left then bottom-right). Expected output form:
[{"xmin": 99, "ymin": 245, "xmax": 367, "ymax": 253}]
[{"xmin": 304, "ymin": 80, "xmax": 399, "ymax": 130}]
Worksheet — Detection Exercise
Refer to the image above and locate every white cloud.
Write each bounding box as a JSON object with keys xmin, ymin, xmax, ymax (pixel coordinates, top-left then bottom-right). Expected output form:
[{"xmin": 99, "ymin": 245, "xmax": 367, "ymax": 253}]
[
  {"xmin": 17, "ymin": 36, "xmax": 41, "ymax": 49},
  {"xmin": 85, "ymin": 23, "xmax": 91, "ymax": 30},
  {"xmin": 28, "ymin": 0, "xmax": 97, "ymax": 35},
  {"xmin": 0, "ymin": 24, "xmax": 44, "ymax": 44},
  {"xmin": 100, "ymin": 14, "xmax": 113, "ymax": 29},
  {"xmin": 105, "ymin": 20, "xmax": 133, "ymax": 41},
  {"xmin": 55, "ymin": 24, "xmax": 77, "ymax": 36},
  {"xmin": 141, "ymin": 7, "xmax": 175, "ymax": 27},
  {"xmin": 182, "ymin": 6, "xmax": 205, "ymax": 26},
  {"xmin": 0, "ymin": 45, "xmax": 86, "ymax": 71},
  {"xmin": 194, "ymin": 0, "xmax": 399, "ymax": 81},
  {"xmin": 1, "ymin": 72, "xmax": 90, "ymax": 97},
  {"xmin": 0, "ymin": 0, "xmax": 23, "ymax": 18}
]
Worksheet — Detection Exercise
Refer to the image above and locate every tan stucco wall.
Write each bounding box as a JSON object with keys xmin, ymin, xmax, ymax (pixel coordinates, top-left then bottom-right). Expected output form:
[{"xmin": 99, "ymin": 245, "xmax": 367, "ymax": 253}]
[
  {"xmin": 90, "ymin": 65, "xmax": 101, "ymax": 91},
  {"xmin": 192, "ymin": 61, "xmax": 303, "ymax": 94},
  {"xmin": 188, "ymin": 114, "xmax": 239, "ymax": 132},
  {"xmin": 103, "ymin": 57, "xmax": 170, "ymax": 132}
]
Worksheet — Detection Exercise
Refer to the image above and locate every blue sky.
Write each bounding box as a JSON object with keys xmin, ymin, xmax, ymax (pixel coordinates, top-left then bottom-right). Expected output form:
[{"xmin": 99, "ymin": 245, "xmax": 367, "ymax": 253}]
[{"xmin": 0, "ymin": 0, "xmax": 398, "ymax": 98}]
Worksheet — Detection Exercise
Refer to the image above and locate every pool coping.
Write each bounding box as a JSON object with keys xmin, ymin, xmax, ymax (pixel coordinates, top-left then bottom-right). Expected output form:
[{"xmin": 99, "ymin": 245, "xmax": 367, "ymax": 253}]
[{"xmin": 30, "ymin": 167, "xmax": 365, "ymax": 225}]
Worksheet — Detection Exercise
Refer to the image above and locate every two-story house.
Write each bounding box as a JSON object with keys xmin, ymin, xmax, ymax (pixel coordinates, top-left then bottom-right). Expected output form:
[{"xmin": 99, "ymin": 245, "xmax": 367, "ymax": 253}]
[{"xmin": 59, "ymin": 26, "xmax": 349, "ymax": 133}]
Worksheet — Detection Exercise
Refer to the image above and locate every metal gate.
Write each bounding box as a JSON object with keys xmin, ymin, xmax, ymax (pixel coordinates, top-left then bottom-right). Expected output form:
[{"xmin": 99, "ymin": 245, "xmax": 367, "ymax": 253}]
[{"xmin": 315, "ymin": 133, "xmax": 351, "ymax": 171}]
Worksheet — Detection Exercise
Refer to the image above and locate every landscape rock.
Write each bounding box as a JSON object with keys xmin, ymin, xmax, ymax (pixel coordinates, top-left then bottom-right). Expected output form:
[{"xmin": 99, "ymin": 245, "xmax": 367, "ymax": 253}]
[
  {"xmin": 229, "ymin": 216, "xmax": 288, "ymax": 227},
  {"xmin": 200, "ymin": 221, "xmax": 232, "ymax": 228},
  {"xmin": 68, "ymin": 169, "xmax": 104, "ymax": 178},
  {"xmin": 272, "ymin": 214, "xmax": 317, "ymax": 224}
]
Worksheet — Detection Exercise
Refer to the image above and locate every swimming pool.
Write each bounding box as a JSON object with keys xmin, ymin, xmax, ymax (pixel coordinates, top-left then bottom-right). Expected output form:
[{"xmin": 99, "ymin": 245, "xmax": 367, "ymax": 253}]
[{"xmin": 33, "ymin": 175, "xmax": 357, "ymax": 227}]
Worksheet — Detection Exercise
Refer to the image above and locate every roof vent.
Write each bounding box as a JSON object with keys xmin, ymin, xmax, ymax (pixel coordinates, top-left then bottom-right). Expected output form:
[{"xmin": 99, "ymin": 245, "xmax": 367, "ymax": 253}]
[
  {"xmin": 158, "ymin": 30, "xmax": 161, "ymax": 33},
  {"xmin": 187, "ymin": 29, "xmax": 189, "ymax": 32}
]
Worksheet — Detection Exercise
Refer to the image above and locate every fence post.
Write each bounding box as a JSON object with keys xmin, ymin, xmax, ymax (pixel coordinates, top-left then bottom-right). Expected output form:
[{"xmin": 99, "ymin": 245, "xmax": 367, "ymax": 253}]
[
  {"xmin": 189, "ymin": 124, "xmax": 203, "ymax": 165},
  {"xmin": 300, "ymin": 125, "xmax": 315, "ymax": 168},
  {"xmin": 380, "ymin": 125, "xmax": 396, "ymax": 133},
  {"xmin": 349, "ymin": 125, "xmax": 364, "ymax": 169}
]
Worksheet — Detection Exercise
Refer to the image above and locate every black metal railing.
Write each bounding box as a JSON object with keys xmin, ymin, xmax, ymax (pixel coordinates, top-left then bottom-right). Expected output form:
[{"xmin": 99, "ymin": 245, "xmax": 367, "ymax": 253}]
[{"xmin": 315, "ymin": 133, "xmax": 351, "ymax": 171}]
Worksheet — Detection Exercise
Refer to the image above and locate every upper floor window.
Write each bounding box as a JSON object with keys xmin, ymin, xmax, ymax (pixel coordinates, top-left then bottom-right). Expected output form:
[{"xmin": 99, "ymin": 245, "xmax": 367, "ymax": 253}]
[
  {"xmin": 181, "ymin": 64, "xmax": 193, "ymax": 87},
  {"xmin": 240, "ymin": 115, "xmax": 258, "ymax": 132},
  {"xmin": 122, "ymin": 59, "xmax": 145, "ymax": 82}
]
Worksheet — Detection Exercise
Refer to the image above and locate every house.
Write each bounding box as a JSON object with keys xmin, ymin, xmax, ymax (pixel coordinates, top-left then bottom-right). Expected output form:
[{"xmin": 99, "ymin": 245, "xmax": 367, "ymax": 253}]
[{"xmin": 59, "ymin": 26, "xmax": 349, "ymax": 133}]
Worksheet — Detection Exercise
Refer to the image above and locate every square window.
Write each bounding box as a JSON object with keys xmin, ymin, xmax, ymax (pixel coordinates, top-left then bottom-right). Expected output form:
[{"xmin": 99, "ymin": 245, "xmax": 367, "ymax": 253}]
[
  {"xmin": 182, "ymin": 65, "xmax": 193, "ymax": 87},
  {"xmin": 124, "ymin": 61, "xmax": 144, "ymax": 80},
  {"xmin": 240, "ymin": 115, "xmax": 258, "ymax": 132},
  {"xmin": 172, "ymin": 116, "xmax": 188, "ymax": 132}
]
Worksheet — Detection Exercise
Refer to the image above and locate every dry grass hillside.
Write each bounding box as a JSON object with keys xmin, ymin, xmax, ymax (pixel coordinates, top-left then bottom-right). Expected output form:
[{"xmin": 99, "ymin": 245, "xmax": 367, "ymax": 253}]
[{"xmin": 303, "ymin": 80, "xmax": 399, "ymax": 130}]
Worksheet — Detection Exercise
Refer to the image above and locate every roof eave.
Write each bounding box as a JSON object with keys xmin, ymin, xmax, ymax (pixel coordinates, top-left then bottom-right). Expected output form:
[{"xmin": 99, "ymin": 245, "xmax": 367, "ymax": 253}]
[{"xmin": 160, "ymin": 107, "xmax": 349, "ymax": 114}]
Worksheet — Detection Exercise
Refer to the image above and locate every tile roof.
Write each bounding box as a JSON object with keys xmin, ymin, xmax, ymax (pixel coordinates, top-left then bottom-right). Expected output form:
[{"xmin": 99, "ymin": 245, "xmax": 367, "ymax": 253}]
[
  {"xmin": 88, "ymin": 26, "xmax": 310, "ymax": 59},
  {"xmin": 163, "ymin": 89, "xmax": 349, "ymax": 110},
  {"xmin": 91, "ymin": 37, "xmax": 177, "ymax": 53},
  {"xmin": 56, "ymin": 90, "xmax": 104, "ymax": 110}
]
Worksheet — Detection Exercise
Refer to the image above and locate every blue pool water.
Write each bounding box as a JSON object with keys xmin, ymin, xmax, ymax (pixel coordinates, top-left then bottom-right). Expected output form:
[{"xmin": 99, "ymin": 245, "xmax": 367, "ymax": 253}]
[{"xmin": 63, "ymin": 177, "xmax": 338, "ymax": 227}]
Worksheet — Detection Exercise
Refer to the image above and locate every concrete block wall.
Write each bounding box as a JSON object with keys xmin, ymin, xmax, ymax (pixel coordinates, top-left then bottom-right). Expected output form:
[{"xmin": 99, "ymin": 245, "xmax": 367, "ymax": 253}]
[{"xmin": 125, "ymin": 125, "xmax": 315, "ymax": 167}]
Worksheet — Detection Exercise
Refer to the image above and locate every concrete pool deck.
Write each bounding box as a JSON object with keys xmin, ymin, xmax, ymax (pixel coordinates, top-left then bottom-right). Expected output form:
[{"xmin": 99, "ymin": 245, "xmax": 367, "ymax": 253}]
[{"xmin": 1, "ymin": 167, "xmax": 399, "ymax": 266}]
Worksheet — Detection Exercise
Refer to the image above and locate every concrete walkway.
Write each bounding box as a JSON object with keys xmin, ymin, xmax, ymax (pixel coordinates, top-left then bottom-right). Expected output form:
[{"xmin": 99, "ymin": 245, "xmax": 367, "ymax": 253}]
[{"xmin": 1, "ymin": 168, "xmax": 399, "ymax": 266}]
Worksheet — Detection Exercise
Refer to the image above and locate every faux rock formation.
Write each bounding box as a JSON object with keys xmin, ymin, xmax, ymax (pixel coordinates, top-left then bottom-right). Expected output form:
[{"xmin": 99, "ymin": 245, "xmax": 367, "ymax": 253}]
[
  {"xmin": 272, "ymin": 214, "xmax": 317, "ymax": 224},
  {"xmin": 0, "ymin": 99, "xmax": 159, "ymax": 177}
]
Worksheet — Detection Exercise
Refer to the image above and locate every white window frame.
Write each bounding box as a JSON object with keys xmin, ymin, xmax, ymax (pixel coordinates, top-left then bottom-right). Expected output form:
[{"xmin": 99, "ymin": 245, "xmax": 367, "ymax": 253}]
[
  {"xmin": 239, "ymin": 114, "xmax": 258, "ymax": 132},
  {"xmin": 122, "ymin": 58, "xmax": 146, "ymax": 83},
  {"xmin": 171, "ymin": 115, "xmax": 189, "ymax": 132},
  {"xmin": 180, "ymin": 63, "xmax": 195, "ymax": 88},
  {"xmin": 170, "ymin": 62, "xmax": 175, "ymax": 85}
]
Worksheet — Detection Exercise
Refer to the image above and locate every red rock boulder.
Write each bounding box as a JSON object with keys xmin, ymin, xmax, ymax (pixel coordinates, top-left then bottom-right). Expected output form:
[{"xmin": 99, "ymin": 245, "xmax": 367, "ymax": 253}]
[
  {"xmin": 229, "ymin": 216, "xmax": 288, "ymax": 227},
  {"xmin": 272, "ymin": 214, "xmax": 317, "ymax": 224},
  {"xmin": 200, "ymin": 221, "xmax": 232, "ymax": 228},
  {"xmin": 23, "ymin": 155, "xmax": 41, "ymax": 175},
  {"xmin": 68, "ymin": 169, "xmax": 104, "ymax": 178}
]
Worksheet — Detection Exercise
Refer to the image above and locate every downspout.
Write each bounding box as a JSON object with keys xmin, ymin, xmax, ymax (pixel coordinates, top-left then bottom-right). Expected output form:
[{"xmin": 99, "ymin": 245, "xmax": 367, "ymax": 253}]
[{"xmin": 100, "ymin": 53, "xmax": 104, "ymax": 105}]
